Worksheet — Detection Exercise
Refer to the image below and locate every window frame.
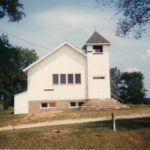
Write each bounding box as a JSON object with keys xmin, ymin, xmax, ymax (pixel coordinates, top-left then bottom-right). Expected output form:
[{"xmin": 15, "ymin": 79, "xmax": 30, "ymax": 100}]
[{"xmin": 52, "ymin": 73, "xmax": 82, "ymax": 85}]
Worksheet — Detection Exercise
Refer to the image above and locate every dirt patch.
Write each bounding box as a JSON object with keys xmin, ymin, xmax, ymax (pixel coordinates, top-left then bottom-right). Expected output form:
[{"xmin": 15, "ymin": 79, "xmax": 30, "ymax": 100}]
[{"xmin": 42, "ymin": 129, "xmax": 70, "ymax": 140}]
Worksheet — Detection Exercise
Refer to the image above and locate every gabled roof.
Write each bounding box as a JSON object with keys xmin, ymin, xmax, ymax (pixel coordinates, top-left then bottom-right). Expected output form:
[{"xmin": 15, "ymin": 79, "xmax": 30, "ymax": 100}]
[
  {"xmin": 85, "ymin": 31, "xmax": 110, "ymax": 44},
  {"xmin": 23, "ymin": 41, "xmax": 86, "ymax": 72}
]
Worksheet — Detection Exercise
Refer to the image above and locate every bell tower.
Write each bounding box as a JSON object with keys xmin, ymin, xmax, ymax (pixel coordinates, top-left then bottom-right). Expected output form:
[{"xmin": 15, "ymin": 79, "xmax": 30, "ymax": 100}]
[{"xmin": 83, "ymin": 32, "xmax": 111, "ymax": 99}]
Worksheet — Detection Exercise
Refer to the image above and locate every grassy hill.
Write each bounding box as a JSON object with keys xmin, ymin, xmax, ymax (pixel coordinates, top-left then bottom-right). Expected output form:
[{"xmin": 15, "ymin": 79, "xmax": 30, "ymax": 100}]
[
  {"xmin": 0, "ymin": 104, "xmax": 150, "ymax": 149},
  {"xmin": 0, "ymin": 117, "xmax": 150, "ymax": 149}
]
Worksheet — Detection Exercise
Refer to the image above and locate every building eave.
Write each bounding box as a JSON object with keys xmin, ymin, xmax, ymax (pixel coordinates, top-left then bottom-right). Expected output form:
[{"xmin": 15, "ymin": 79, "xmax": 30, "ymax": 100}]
[
  {"xmin": 85, "ymin": 43, "xmax": 111, "ymax": 46},
  {"xmin": 82, "ymin": 43, "xmax": 111, "ymax": 50}
]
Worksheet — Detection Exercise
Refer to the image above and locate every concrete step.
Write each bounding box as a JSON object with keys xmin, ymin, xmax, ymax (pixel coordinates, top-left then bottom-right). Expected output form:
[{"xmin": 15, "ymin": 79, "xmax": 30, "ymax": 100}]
[{"xmin": 81, "ymin": 99, "xmax": 128, "ymax": 110}]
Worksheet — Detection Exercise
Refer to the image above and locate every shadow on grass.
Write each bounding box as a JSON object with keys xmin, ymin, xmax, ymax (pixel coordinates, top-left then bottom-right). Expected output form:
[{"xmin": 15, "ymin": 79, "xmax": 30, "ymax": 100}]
[
  {"xmin": 81, "ymin": 117, "xmax": 150, "ymax": 131},
  {"xmin": 117, "ymin": 117, "xmax": 150, "ymax": 130}
]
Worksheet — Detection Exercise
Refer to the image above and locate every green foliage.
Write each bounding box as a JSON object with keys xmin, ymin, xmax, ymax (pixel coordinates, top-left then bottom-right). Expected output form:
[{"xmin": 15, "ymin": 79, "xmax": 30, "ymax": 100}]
[
  {"xmin": 15, "ymin": 47, "xmax": 38, "ymax": 70},
  {"xmin": 110, "ymin": 67, "xmax": 146, "ymax": 104},
  {"xmin": 119, "ymin": 72, "xmax": 146, "ymax": 104},
  {"xmin": 0, "ymin": 0, "xmax": 26, "ymax": 107},
  {"xmin": 96, "ymin": 0, "xmax": 150, "ymax": 38},
  {"xmin": 0, "ymin": 35, "xmax": 38, "ymax": 108},
  {"xmin": 110, "ymin": 67, "xmax": 121, "ymax": 99},
  {"xmin": 0, "ymin": 0, "xmax": 25, "ymax": 22}
]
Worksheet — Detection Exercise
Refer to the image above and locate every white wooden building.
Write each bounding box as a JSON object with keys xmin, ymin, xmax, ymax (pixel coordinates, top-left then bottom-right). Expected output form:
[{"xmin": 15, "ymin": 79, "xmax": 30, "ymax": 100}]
[{"xmin": 14, "ymin": 32, "xmax": 111, "ymax": 114}]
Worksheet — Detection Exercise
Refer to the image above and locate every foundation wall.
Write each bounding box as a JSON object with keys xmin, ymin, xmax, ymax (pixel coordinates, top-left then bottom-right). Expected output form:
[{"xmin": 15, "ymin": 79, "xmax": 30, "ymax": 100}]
[{"xmin": 29, "ymin": 100, "xmax": 85, "ymax": 113}]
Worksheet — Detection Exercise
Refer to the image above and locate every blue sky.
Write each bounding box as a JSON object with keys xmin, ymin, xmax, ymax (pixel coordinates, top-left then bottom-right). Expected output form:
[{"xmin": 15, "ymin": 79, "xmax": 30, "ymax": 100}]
[{"xmin": 0, "ymin": 0, "xmax": 150, "ymax": 97}]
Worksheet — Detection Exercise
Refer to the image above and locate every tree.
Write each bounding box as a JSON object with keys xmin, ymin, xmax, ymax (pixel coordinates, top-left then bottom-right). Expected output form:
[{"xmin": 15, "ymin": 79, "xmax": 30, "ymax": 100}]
[
  {"xmin": 96, "ymin": 0, "xmax": 150, "ymax": 38},
  {"xmin": 16, "ymin": 47, "xmax": 38, "ymax": 70},
  {"xmin": 110, "ymin": 67, "xmax": 146, "ymax": 104},
  {"xmin": 0, "ymin": 0, "xmax": 25, "ymax": 108},
  {"xmin": 110, "ymin": 67, "xmax": 121, "ymax": 98},
  {"xmin": 0, "ymin": 0, "xmax": 27, "ymax": 108},
  {"xmin": 0, "ymin": 0, "xmax": 25, "ymax": 22},
  {"xmin": 119, "ymin": 72, "xmax": 146, "ymax": 104},
  {"xmin": 0, "ymin": 35, "xmax": 38, "ymax": 107}
]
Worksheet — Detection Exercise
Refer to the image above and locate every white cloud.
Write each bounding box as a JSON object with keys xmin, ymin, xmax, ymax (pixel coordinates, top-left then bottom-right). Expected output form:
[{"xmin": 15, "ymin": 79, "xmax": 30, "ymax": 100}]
[
  {"xmin": 0, "ymin": 7, "xmax": 117, "ymax": 56},
  {"xmin": 141, "ymin": 49, "xmax": 150, "ymax": 59},
  {"xmin": 125, "ymin": 67, "xmax": 141, "ymax": 73},
  {"xmin": 32, "ymin": 8, "xmax": 115, "ymax": 32}
]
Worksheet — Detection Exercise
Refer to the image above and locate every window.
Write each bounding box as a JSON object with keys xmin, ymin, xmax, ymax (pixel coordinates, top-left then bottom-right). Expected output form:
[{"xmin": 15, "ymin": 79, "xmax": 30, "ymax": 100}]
[
  {"xmin": 52, "ymin": 73, "xmax": 81, "ymax": 85},
  {"xmin": 40, "ymin": 102, "xmax": 56, "ymax": 109},
  {"xmin": 53, "ymin": 74, "xmax": 59, "ymax": 84},
  {"xmin": 70, "ymin": 102, "xmax": 77, "ymax": 107},
  {"xmin": 93, "ymin": 45, "xmax": 103, "ymax": 53},
  {"xmin": 49, "ymin": 102, "xmax": 56, "ymax": 107},
  {"xmin": 41, "ymin": 103, "xmax": 48, "ymax": 108},
  {"xmin": 68, "ymin": 74, "xmax": 73, "ymax": 84},
  {"xmin": 60, "ymin": 74, "xmax": 66, "ymax": 84},
  {"xmin": 69, "ymin": 101, "xmax": 84, "ymax": 108},
  {"xmin": 78, "ymin": 102, "xmax": 84, "ymax": 107},
  {"xmin": 75, "ymin": 74, "xmax": 81, "ymax": 84}
]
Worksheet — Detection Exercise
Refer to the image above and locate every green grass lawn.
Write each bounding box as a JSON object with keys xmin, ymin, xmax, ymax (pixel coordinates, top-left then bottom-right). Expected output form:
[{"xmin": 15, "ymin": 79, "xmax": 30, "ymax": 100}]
[
  {"xmin": 0, "ymin": 117, "xmax": 150, "ymax": 149},
  {"xmin": 0, "ymin": 104, "xmax": 150, "ymax": 127}
]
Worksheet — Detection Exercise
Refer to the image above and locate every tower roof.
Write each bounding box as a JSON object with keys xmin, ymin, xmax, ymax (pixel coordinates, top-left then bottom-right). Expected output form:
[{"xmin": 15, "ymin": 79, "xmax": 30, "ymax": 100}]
[{"xmin": 85, "ymin": 31, "xmax": 110, "ymax": 44}]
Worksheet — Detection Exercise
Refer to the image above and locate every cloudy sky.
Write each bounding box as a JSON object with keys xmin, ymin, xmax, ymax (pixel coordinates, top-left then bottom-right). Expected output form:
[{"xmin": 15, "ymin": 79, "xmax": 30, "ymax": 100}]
[{"xmin": 0, "ymin": 0, "xmax": 150, "ymax": 97}]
